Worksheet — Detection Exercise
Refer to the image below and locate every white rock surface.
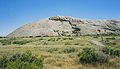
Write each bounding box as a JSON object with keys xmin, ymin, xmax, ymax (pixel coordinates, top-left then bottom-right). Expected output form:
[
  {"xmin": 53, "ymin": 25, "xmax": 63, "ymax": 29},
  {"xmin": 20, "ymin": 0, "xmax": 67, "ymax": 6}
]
[{"xmin": 7, "ymin": 16, "xmax": 120, "ymax": 37}]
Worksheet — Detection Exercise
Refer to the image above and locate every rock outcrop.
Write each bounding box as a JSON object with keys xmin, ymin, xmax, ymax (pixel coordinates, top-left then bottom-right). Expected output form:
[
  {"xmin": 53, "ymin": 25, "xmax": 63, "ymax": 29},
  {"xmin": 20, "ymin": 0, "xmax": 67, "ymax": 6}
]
[{"xmin": 7, "ymin": 16, "xmax": 120, "ymax": 37}]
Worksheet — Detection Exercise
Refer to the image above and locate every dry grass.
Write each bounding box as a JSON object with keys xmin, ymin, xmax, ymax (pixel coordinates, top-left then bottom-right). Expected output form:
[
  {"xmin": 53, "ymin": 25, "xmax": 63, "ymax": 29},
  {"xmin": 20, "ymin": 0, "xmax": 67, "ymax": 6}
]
[{"xmin": 0, "ymin": 36, "xmax": 120, "ymax": 69}]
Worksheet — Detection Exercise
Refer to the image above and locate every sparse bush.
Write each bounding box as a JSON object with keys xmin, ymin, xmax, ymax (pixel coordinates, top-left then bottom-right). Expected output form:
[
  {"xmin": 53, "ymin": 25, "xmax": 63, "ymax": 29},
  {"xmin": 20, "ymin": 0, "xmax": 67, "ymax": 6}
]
[
  {"xmin": 0, "ymin": 56, "xmax": 8, "ymax": 68},
  {"xmin": 43, "ymin": 42, "xmax": 48, "ymax": 45},
  {"xmin": 48, "ymin": 38, "xmax": 56, "ymax": 41},
  {"xmin": 48, "ymin": 48, "xmax": 58, "ymax": 53},
  {"xmin": 106, "ymin": 37, "xmax": 116, "ymax": 40},
  {"xmin": 43, "ymin": 35, "xmax": 49, "ymax": 37},
  {"xmin": 0, "ymin": 37, "xmax": 6, "ymax": 38},
  {"xmin": 29, "ymin": 36, "xmax": 34, "ymax": 38},
  {"xmin": 56, "ymin": 37, "xmax": 61, "ymax": 41},
  {"xmin": 96, "ymin": 51, "xmax": 109, "ymax": 63},
  {"xmin": 7, "ymin": 60, "xmax": 42, "ymax": 69},
  {"xmin": 105, "ymin": 42, "xmax": 117, "ymax": 45},
  {"xmin": 63, "ymin": 47, "xmax": 78, "ymax": 53},
  {"xmin": 64, "ymin": 42, "xmax": 71, "ymax": 45},
  {"xmin": 39, "ymin": 38, "xmax": 43, "ymax": 41},
  {"xmin": 102, "ymin": 47, "xmax": 111, "ymax": 54},
  {"xmin": 93, "ymin": 36, "xmax": 98, "ymax": 38},
  {"xmin": 36, "ymin": 35, "xmax": 42, "ymax": 37},
  {"xmin": 110, "ymin": 42, "xmax": 117, "ymax": 45},
  {"xmin": 0, "ymin": 39, "xmax": 13, "ymax": 45},
  {"xmin": 68, "ymin": 37, "xmax": 74, "ymax": 40},
  {"xmin": 62, "ymin": 37, "xmax": 74, "ymax": 40},
  {"xmin": 102, "ymin": 47, "xmax": 120, "ymax": 57},
  {"xmin": 113, "ymin": 49, "xmax": 120, "ymax": 56},
  {"xmin": 74, "ymin": 43, "xmax": 79, "ymax": 45},
  {"xmin": 62, "ymin": 38, "xmax": 68, "ymax": 40},
  {"xmin": 0, "ymin": 51, "xmax": 43, "ymax": 69},
  {"xmin": 13, "ymin": 40, "xmax": 30, "ymax": 45}
]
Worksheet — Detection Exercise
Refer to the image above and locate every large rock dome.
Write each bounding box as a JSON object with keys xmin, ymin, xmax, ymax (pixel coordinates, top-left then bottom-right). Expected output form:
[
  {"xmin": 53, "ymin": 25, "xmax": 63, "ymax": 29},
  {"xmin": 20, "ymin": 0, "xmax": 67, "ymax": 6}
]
[{"xmin": 7, "ymin": 16, "xmax": 120, "ymax": 37}]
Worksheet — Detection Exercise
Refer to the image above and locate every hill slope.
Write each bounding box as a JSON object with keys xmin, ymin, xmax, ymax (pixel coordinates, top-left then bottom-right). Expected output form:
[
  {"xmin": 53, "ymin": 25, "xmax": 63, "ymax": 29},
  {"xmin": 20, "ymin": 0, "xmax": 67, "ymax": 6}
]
[{"xmin": 7, "ymin": 16, "xmax": 120, "ymax": 37}]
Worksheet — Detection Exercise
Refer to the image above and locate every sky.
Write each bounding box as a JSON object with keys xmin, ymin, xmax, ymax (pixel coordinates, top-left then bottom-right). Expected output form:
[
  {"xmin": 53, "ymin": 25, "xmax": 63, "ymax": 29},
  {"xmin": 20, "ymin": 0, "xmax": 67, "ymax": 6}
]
[{"xmin": 0, "ymin": 0, "xmax": 120, "ymax": 36}]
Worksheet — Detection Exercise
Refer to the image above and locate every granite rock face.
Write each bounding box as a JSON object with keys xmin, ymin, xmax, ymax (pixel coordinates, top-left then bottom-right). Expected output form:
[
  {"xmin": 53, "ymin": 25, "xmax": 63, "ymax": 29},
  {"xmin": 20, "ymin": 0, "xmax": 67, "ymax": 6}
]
[{"xmin": 7, "ymin": 16, "xmax": 120, "ymax": 37}]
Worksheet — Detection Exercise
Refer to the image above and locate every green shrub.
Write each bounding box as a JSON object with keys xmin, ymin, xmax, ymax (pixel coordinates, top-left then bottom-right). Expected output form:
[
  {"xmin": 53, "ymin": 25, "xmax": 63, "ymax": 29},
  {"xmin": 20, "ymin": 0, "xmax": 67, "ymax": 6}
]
[
  {"xmin": 78, "ymin": 48, "xmax": 97, "ymax": 64},
  {"xmin": 43, "ymin": 42, "xmax": 48, "ymax": 45},
  {"xmin": 113, "ymin": 49, "xmax": 120, "ymax": 56},
  {"xmin": 74, "ymin": 43, "xmax": 79, "ymax": 45},
  {"xmin": 48, "ymin": 38, "xmax": 56, "ymax": 41},
  {"xmin": 39, "ymin": 38, "xmax": 43, "ymax": 41},
  {"xmin": 110, "ymin": 42, "xmax": 117, "ymax": 45},
  {"xmin": 56, "ymin": 37, "xmax": 61, "ymax": 41},
  {"xmin": 29, "ymin": 36, "xmax": 34, "ymax": 38},
  {"xmin": 0, "ymin": 38, "xmax": 17, "ymax": 45},
  {"xmin": 102, "ymin": 47, "xmax": 120, "ymax": 57},
  {"xmin": 7, "ymin": 60, "xmax": 42, "ymax": 69},
  {"xmin": 102, "ymin": 47, "xmax": 111, "ymax": 54},
  {"xmin": 62, "ymin": 37, "xmax": 74, "ymax": 40},
  {"xmin": 43, "ymin": 35, "xmax": 49, "ymax": 37},
  {"xmin": 13, "ymin": 40, "xmax": 30, "ymax": 45},
  {"xmin": 62, "ymin": 38, "xmax": 68, "ymax": 40},
  {"xmin": 0, "ymin": 51, "xmax": 43, "ymax": 69},
  {"xmin": 63, "ymin": 47, "xmax": 78, "ymax": 53},
  {"xmin": 78, "ymin": 48, "xmax": 109, "ymax": 64},
  {"xmin": 105, "ymin": 42, "xmax": 117, "ymax": 45},
  {"xmin": 0, "ymin": 39, "xmax": 12, "ymax": 45},
  {"xmin": 64, "ymin": 42, "xmax": 71, "ymax": 45},
  {"xmin": 36, "ymin": 35, "xmax": 42, "ymax": 37},
  {"xmin": 0, "ymin": 56, "xmax": 8, "ymax": 68},
  {"xmin": 48, "ymin": 48, "xmax": 58, "ymax": 53},
  {"xmin": 68, "ymin": 37, "xmax": 74, "ymax": 40},
  {"xmin": 106, "ymin": 37, "xmax": 116, "ymax": 40}
]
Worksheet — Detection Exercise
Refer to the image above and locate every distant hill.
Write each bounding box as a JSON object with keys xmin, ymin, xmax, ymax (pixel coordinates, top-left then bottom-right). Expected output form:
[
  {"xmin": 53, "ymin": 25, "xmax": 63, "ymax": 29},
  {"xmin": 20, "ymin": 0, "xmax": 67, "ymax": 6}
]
[{"xmin": 7, "ymin": 16, "xmax": 120, "ymax": 37}]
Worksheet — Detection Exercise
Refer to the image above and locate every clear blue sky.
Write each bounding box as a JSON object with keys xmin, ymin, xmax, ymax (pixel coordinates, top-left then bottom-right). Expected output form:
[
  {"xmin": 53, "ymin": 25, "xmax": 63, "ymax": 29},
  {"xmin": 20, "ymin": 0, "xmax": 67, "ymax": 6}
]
[{"xmin": 0, "ymin": 0, "xmax": 120, "ymax": 36}]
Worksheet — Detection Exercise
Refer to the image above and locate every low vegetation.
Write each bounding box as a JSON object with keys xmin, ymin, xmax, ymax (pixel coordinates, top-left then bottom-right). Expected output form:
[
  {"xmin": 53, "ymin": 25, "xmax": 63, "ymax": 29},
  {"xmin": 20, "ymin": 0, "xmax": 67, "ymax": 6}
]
[
  {"xmin": 0, "ymin": 35, "xmax": 119, "ymax": 69},
  {"xmin": 63, "ymin": 47, "xmax": 78, "ymax": 53},
  {"xmin": 102, "ymin": 47, "xmax": 120, "ymax": 56},
  {"xmin": 0, "ymin": 51, "xmax": 43, "ymax": 69},
  {"xmin": 78, "ymin": 48, "xmax": 109, "ymax": 64},
  {"xmin": 47, "ymin": 48, "xmax": 58, "ymax": 53},
  {"xmin": 0, "ymin": 39, "xmax": 13, "ymax": 45},
  {"xmin": 13, "ymin": 40, "xmax": 31, "ymax": 45},
  {"xmin": 78, "ymin": 48, "xmax": 97, "ymax": 64}
]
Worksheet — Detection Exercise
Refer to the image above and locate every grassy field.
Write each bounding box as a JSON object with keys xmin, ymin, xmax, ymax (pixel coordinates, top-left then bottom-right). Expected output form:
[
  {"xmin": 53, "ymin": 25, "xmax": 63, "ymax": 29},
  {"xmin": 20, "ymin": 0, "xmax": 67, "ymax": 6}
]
[{"xmin": 0, "ymin": 36, "xmax": 120, "ymax": 69}]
